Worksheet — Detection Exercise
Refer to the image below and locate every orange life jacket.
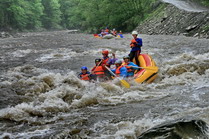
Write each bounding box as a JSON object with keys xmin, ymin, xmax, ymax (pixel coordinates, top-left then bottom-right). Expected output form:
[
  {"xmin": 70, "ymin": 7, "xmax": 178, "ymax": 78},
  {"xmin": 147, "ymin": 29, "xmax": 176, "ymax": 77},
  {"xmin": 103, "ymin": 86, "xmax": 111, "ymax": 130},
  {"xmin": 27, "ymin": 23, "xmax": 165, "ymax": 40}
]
[
  {"xmin": 80, "ymin": 74, "xmax": 90, "ymax": 81},
  {"xmin": 115, "ymin": 65, "xmax": 124, "ymax": 76},
  {"xmin": 130, "ymin": 39, "xmax": 137, "ymax": 47},
  {"xmin": 105, "ymin": 29, "xmax": 109, "ymax": 33},
  {"xmin": 92, "ymin": 66, "xmax": 105, "ymax": 77}
]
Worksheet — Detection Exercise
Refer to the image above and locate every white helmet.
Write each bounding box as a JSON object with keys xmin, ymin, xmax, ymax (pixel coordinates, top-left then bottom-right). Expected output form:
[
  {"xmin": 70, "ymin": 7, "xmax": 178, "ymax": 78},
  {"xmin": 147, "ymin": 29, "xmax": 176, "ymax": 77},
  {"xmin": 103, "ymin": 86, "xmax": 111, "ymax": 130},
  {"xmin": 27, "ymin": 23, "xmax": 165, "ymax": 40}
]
[{"xmin": 132, "ymin": 31, "xmax": 138, "ymax": 35}]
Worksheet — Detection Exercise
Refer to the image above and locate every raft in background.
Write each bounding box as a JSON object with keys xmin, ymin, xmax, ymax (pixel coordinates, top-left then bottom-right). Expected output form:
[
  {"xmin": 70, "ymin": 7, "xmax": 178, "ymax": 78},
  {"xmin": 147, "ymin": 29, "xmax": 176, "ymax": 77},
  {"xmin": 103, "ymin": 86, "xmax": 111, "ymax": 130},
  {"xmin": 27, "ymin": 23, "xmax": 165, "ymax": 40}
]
[
  {"xmin": 133, "ymin": 53, "xmax": 158, "ymax": 83},
  {"xmin": 93, "ymin": 34, "xmax": 124, "ymax": 39}
]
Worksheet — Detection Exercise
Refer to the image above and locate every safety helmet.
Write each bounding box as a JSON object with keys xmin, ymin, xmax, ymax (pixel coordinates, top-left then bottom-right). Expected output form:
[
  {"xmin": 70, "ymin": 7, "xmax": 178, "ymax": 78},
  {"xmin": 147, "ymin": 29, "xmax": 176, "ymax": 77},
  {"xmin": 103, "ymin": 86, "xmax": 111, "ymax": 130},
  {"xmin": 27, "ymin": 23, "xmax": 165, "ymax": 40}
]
[
  {"xmin": 102, "ymin": 50, "xmax": 109, "ymax": 55},
  {"xmin": 95, "ymin": 58, "xmax": 102, "ymax": 63},
  {"xmin": 81, "ymin": 66, "xmax": 88, "ymax": 70},
  {"xmin": 115, "ymin": 59, "xmax": 122, "ymax": 64},
  {"xmin": 132, "ymin": 31, "xmax": 138, "ymax": 35},
  {"xmin": 123, "ymin": 55, "xmax": 130, "ymax": 59}
]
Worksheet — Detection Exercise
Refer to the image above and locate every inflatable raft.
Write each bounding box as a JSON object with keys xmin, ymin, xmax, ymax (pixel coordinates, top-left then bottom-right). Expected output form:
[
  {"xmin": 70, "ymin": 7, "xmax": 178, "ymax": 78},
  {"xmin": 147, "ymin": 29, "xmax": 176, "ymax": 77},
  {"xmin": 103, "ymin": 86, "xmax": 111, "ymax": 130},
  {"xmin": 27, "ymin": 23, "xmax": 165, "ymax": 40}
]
[
  {"xmin": 102, "ymin": 34, "xmax": 115, "ymax": 39},
  {"xmin": 133, "ymin": 53, "xmax": 158, "ymax": 83},
  {"xmin": 93, "ymin": 34, "xmax": 124, "ymax": 39}
]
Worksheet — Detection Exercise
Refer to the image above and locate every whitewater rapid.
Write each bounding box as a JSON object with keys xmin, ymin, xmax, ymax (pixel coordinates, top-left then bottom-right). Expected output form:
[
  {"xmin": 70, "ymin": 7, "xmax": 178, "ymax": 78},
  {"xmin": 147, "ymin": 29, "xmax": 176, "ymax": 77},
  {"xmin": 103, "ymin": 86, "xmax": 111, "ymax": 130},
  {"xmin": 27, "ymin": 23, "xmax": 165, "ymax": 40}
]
[{"xmin": 0, "ymin": 31, "xmax": 209, "ymax": 138}]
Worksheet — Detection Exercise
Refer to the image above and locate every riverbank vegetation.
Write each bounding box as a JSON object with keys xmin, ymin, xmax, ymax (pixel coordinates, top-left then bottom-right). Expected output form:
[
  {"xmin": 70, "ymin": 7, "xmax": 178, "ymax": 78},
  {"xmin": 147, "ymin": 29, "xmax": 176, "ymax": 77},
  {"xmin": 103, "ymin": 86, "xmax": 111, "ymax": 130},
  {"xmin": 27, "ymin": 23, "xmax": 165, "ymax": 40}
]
[{"xmin": 0, "ymin": 0, "xmax": 157, "ymax": 33}]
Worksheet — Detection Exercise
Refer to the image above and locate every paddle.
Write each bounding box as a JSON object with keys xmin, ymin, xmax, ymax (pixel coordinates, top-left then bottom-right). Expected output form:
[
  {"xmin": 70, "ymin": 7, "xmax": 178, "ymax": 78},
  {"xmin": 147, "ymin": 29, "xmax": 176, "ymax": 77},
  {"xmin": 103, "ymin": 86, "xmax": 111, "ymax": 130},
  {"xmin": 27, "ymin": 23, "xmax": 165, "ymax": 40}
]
[
  {"xmin": 124, "ymin": 65, "xmax": 158, "ymax": 73},
  {"xmin": 105, "ymin": 66, "xmax": 130, "ymax": 88}
]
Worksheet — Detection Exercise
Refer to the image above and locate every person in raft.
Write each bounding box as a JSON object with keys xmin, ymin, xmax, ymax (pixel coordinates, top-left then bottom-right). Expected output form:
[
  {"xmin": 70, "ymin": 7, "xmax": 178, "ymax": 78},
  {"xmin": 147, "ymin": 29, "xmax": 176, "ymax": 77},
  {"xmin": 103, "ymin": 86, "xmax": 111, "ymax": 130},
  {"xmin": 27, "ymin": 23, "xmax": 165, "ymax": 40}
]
[
  {"xmin": 101, "ymin": 50, "xmax": 118, "ymax": 79},
  {"xmin": 101, "ymin": 50, "xmax": 117, "ymax": 67},
  {"xmin": 111, "ymin": 28, "xmax": 117, "ymax": 36},
  {"xmin": 78, "ymin": 66, "xmax": 92, "ymax": 81},
  {"xmin": 129, "ymin": 31, "xmax": 143, "ymax": 66},
  {"xmin": 111, "ymin": 60, "xmax": 127, "ymax": 78},
  {"xmin": 122, "ymin": 55, "xmax": 139, "ymax": 77},
  {"xmin": 105, "ymin": 27, "xmax": 109, "ymax": 34},
  {"xmin": 98, "ymin": 29, "xmax": 106, "ymax": 37},
  {"xmin": 117, "ymin": 30, "xmax": 124, "ymax": 38},
  {"xmin": 91, "ymin": 58, "xmax": 107, "ymax": 81}
]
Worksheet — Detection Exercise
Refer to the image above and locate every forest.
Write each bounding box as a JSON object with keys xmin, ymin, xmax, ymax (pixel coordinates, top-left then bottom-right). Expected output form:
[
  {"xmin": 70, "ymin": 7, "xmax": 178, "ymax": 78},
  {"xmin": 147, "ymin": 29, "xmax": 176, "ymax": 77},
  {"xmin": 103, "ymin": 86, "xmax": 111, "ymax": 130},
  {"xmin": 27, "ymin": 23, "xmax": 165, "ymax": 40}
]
[
  {"xmin": 0, "ymin": 0, "xmax": 157, "ymax": 32},
  {"xmin": 0, "ymin": 0, "xmax": 208, "ymax": 33}
]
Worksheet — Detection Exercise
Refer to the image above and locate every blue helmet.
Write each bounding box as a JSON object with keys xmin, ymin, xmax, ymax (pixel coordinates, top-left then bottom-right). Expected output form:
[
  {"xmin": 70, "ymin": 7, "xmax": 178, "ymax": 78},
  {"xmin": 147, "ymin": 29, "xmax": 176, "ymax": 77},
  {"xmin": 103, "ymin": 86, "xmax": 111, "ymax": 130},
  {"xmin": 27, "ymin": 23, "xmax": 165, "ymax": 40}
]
[{"xmin": 81, "ymin": 66, "xmax": 88, "ymax": 70}]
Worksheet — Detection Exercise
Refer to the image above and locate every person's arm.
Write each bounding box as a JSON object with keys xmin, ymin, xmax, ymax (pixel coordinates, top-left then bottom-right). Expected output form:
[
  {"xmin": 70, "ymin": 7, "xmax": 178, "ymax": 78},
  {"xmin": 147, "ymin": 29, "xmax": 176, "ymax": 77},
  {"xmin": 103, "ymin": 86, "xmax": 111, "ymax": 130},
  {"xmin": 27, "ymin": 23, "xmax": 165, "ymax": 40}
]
[
  {"xmin": 87, "ymin": 71, "xmax": 93, "ymax": 78},
  {"xmin": 130, "ymin": 39, "xmax": 136, "ymax": 48},
  {"xmin": 107, "ymin": 53, "xmax": 117, "ymax": 65},
  {"xmin": 120, "ymin": 67, "xmax": 127, "ymax": 77},
  {"xmin": 77, "ymin": 73, "xmax": 82, "ymax": 78},
  {"xmin": 136, "ymin": 38, "xmax": 142, "ymax": 46},
  {"xmin": 111, "ymin": 68, "xmax": 116, "ymax": 74},
  {"xmin": 108, "ymin": 58, "xmax": 118, "ymax": 65},
  {"xmin": 130, "ymin": 62, "xmax": 139, "ymax": 70},
  {"xmin": 91, "ymin": 66, "xmax": 96, "ymax": 74}
]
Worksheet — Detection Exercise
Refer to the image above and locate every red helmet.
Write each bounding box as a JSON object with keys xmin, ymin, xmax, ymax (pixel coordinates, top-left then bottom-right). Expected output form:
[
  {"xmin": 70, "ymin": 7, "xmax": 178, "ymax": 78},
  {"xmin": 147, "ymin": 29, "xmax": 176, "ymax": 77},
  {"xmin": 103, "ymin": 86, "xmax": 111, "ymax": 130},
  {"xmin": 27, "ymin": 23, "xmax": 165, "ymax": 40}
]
[{"xmin": 102, "ymin": 50, "xmax": 109, "ymax": 55}]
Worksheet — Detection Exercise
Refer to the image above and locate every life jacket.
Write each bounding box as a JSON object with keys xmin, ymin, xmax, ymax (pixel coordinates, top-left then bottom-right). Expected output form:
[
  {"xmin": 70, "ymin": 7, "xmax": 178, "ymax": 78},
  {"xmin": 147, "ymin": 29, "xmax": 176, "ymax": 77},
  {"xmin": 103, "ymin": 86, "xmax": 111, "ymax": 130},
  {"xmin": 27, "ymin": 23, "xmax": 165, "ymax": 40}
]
[
  {"xmin": 79, "ymin": 73, "xmax": 90, "ymax": 81},
  {"xmin": 105, "ymin": 29, "xmax": 109, "ymax": 33},
  {"xmin": 112, "ymin": 31, "xmax": 117, "ymax": 36},
  {"xmin": 115, "ymin": 65, "xmax": 124, "ymax": 76},
  {"xmin": 130, "ymin": 39, "xmax": 137, "ymax": 47},
  {"xmin": 102, "ymin": 57, "xmax": 110, "ymax": 66},
  {"xmin": 123, "ymin": 62, "xmax": 134, "ymax": 73},
  {"xmin": 92, "ymin": 66, "xmax": 105, "ymax": 77}
]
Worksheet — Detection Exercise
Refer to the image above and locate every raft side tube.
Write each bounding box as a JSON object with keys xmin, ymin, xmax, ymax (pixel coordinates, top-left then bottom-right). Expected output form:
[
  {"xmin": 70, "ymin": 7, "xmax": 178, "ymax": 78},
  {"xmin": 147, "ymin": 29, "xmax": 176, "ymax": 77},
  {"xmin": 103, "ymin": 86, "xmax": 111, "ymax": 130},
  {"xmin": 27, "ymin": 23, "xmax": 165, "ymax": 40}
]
[{"xmin": 134, "ymin": 54, "xmax": 158, "ymax": 84}]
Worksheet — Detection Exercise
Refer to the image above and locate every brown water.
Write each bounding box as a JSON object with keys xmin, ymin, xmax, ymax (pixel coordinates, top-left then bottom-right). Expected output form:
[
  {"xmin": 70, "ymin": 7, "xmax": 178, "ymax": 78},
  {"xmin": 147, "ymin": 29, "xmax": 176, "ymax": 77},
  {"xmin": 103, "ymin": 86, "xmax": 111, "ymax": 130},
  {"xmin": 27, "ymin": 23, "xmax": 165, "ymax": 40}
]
[{"xmin": 0, "ymin": 31, "xmax": 209, "ymax": 138}]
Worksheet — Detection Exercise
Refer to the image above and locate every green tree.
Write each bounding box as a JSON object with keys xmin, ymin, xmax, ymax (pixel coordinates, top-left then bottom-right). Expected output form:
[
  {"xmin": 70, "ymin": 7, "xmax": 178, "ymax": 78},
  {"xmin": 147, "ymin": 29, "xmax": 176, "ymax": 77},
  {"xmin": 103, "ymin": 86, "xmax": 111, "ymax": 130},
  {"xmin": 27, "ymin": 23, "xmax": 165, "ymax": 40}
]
[
  {"xmin": 0, "ymin": 0, "xmax": 11, "ymax": 30},
  {"xmin": 42, "ymin": 0, "xmax": 62, "ymax": 29},
  {"xmin": 0, "ymin": 0, "xmax": 158, "ymax": 32},
  {"xmin": 25, "ymin": 0, "xmax": 44, "ymax": 30},
  {"xmin": 61, "ymin": 0, "xmax": 156, "ymax": 32},
  {"xmin": 7, "ymin": 0, "xmax": 28, "ymax": 30}
]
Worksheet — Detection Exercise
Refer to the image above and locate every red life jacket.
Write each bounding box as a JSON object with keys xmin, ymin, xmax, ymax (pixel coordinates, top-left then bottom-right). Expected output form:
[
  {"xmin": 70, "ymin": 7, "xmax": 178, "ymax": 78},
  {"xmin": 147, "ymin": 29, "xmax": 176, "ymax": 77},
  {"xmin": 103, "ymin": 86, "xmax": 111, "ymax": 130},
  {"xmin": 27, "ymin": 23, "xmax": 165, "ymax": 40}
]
[
  {"xmin": 123, "ymin": 62, "xmax": 134, "ymax": 73},
  {"xmin": 112, "ymin": 31, "xmax": 117, "ymax": 36},
  {"xmin": 80, "ymin": 74, "xmax": 90, "ymax": 81},
  {"xmin": 102, "ymin": 57, "xmax": 110, "ymax": 66},
  {"xmin": 92, "ymin": 66, "xmax": 105, "ymax": 77},
  {"xmin": 115, "ymin": 65, "xmax": 124, "ymax": 76}
]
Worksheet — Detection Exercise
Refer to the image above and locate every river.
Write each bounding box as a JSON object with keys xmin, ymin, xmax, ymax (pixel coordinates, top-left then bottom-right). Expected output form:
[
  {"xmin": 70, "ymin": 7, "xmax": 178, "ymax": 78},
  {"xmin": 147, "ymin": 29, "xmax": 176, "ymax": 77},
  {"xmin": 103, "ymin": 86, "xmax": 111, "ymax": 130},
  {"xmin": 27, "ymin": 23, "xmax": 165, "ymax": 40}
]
[{"xmin": 0, "ymin": 31, "xmax": 209, "ymax": 138}]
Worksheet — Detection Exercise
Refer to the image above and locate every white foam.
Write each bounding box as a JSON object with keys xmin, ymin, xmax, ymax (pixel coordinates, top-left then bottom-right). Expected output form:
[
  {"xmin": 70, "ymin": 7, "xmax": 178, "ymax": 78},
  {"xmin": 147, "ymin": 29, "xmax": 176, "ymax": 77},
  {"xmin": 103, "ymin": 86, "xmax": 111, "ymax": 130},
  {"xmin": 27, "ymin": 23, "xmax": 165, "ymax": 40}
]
[{"xmin": 11, "ymin": 49, "xmax": 33, "ymax": 57}]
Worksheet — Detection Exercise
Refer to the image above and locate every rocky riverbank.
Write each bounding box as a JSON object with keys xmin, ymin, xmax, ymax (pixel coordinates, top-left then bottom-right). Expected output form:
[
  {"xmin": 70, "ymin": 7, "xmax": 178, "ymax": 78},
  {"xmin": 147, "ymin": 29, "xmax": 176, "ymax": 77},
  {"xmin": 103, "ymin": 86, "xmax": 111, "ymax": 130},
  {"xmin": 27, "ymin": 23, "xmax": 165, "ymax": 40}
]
[{"xmin": 136, "ymin": 2, "xmax": 209, "ymax": 38}]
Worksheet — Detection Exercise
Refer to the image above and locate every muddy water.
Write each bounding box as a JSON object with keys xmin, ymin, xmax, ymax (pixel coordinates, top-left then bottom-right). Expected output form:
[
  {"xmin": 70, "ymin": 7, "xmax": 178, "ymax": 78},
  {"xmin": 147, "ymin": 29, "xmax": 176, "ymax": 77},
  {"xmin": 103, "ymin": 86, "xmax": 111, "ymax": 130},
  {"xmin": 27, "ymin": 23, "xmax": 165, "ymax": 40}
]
[{"xmin": 0, "ymin": 31, "xmax": 209, "ymax": 138}]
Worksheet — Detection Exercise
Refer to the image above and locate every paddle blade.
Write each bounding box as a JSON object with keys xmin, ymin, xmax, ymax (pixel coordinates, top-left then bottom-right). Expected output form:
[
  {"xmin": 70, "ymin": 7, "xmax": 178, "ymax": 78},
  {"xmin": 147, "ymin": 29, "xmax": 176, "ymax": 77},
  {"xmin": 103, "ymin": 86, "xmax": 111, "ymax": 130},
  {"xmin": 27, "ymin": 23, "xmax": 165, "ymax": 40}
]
[
  {"xmin": 120, "ymin": 79, "xmax": 130, "ymax": 88},
  {"xmin": 142, "ymin": 66, "xmax": 158, "ymax": 73}
]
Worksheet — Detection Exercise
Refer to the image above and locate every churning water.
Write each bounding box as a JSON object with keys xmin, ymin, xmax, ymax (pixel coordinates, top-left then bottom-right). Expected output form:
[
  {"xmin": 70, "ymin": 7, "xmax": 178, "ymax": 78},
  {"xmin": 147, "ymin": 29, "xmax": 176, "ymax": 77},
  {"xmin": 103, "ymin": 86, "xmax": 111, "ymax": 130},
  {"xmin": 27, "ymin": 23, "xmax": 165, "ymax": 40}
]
[{"xmin": 0, "ymin": 31, "xmax": 209, "ymax": 138}]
